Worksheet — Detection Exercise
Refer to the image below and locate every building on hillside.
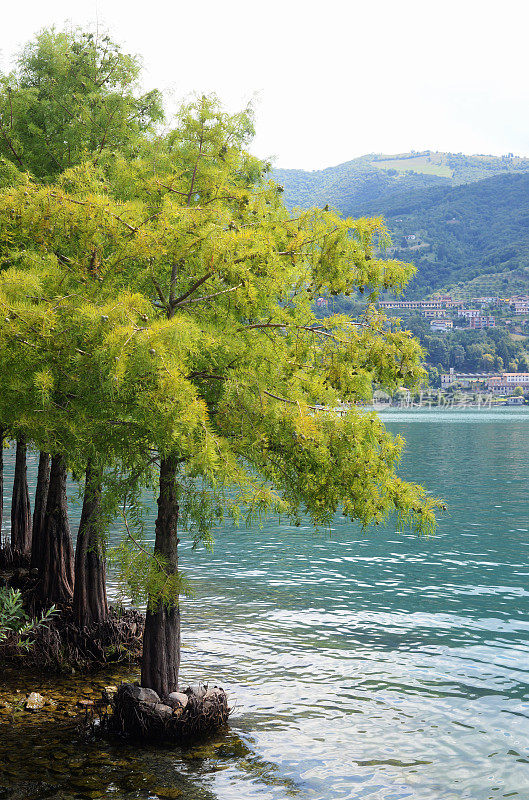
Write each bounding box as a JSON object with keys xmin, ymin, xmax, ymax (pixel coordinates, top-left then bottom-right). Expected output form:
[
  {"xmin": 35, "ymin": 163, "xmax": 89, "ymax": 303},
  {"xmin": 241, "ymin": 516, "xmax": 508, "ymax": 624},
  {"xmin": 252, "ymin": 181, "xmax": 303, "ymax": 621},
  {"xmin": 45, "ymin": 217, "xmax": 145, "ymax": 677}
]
[
  {"xmin": 471, "ymin": 297, "xmax": 499, "ymax": 307},
  {"xmin": 423, "ymin": 309, "xmax": 450, "ymax": 319},
  {"xmin": 512, "ymin": 297, "xmax": 529, "ymax": 314},
  {"xmin": 440, "ymin": 369, "xmax": 493, "ymax": 390},
  {"xmin": 486, "ymin": 373, "xmax": 529, "ymax": 395},
  {"xmin": 379, "ymin": 297, "xmax": 460, "ymax": 311},
  {"xmin": 469, "ymin": 315, "xmax": 495, "ymax": 329},
  {"xmin": 430, "ymin": 319, "xmax": 453, "ymax": 332},
  {"xmin": 458, "ymin": 308, "xmax": 481, "ymax": 320}
]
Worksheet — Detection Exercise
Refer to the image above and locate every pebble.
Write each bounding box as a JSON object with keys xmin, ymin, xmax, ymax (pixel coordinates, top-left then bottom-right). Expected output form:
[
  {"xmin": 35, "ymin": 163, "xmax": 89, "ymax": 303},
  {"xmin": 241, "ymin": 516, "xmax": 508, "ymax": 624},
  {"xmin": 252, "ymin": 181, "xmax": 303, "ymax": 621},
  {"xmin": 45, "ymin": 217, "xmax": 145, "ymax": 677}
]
[{"xmin": 25, "ymin": 692, "xmax": 46, "ymax": 711}]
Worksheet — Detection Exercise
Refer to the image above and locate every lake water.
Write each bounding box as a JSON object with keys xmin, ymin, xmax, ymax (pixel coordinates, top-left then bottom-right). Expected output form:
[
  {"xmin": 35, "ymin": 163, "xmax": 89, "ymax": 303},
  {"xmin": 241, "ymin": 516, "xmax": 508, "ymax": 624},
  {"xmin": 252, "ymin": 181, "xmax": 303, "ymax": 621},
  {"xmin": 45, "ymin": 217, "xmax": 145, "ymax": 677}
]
[{"xmin": 1, "ymin": 409, "xmax": 529, "ymax": 800}]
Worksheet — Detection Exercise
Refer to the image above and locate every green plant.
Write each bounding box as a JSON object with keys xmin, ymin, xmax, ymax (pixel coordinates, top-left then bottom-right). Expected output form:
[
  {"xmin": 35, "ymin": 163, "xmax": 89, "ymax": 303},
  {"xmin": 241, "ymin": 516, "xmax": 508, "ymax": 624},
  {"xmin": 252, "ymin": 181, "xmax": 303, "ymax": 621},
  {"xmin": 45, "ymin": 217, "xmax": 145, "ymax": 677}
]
[{"xmin": 0, "ymin": 587, "xmax": 57, "ymax": 649}]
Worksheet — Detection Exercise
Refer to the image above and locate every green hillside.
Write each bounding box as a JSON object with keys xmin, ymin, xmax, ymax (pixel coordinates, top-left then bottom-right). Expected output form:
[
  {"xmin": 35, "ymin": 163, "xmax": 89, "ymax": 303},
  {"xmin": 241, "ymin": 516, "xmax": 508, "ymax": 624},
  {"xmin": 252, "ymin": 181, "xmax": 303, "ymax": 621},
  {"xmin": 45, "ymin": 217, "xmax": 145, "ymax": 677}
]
[
  {"xmin": 274, "ymin": 151, "xmax": 529, "ymax": 213},
  {"xmin": 274, "ymin": 151, "xmax": 529, "ymax": 297},
  {"xmin": 358, "ymin": 173, "xmax": 529, "ymax": 297},
  {"xmin": 274, "ymin": 155, "xmax": 448, "ymax": 211}
]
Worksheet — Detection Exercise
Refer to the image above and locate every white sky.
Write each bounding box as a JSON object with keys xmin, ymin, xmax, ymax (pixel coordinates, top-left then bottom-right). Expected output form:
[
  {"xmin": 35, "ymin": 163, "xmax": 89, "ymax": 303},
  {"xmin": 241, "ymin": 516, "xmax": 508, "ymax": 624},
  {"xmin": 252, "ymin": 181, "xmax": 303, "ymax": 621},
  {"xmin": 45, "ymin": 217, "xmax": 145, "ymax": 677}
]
[{"xmin": 2, "ymin": 0, "xmax": 529, "ymax": 170}]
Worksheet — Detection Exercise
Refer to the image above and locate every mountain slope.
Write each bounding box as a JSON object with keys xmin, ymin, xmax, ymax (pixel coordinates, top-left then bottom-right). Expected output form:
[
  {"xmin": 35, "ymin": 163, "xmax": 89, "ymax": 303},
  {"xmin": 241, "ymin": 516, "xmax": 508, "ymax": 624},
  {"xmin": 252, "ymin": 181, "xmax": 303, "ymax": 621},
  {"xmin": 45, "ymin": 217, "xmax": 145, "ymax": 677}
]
[
  {"xmin": 274, "ymin": 152, "xmax": 529, "ymax": 297},
  {"xmin": 358, "ymin": 172, "xmax": 529, "ymax": 297},
  {"xmin": 274, "ymin": 151, "xmax": 529, "ymax": 214}
]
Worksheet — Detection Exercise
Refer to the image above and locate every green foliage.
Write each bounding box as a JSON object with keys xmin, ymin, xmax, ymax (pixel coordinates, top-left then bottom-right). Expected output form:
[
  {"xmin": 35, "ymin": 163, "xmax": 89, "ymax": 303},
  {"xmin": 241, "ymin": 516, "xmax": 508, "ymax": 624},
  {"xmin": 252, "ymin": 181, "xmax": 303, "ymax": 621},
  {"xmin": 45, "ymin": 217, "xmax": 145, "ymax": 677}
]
[
  {"xmin": 367, "ymin": 173, "xmax": 529, "ymax": 297},
  {"xmin": 0, "ymin": 587, "xmax": 57, "ymax": 649},
  {"xmin": 0, "ymin": 86, "xmax": 442, "ymax": 607},
  {"xmin": 403, "ymin": 315, "xmax": 526, "ymax": 372},
  {"xmin": 0, "ymin": 27, "xmax": 164, "ymax": 181},
  {"xmin": 276, "ymin": 156, "xmax": 529, "ymax": 298},
  {"xmin": 274, "ymin": 150, "xmax": 529, "ymax": 216}
]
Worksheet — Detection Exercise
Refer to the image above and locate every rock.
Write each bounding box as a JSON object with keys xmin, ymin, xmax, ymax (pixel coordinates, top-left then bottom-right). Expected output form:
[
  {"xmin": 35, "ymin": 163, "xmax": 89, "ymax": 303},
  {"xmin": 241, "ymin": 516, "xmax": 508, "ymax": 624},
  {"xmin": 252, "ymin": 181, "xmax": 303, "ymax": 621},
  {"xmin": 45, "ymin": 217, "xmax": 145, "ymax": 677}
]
[
  {"xmin": 154, "ymin": 787, "xmax": 182, "ymax": 799},
  {"xmin": 127, "ymin": 684, "xmax": 160, "ymax": 703},
  {"xmin": 77, "ymin": 699, "xmax": 94, "ymax": 708},
  {"xmin": 153, "ymin": 703, "xmax": 174, "ymax": 718},
  {"xmin": 25, "ymin": 692, "xmax": 45, "ymax": 711},
  {"xmin": 165, "ymin": 692, "xmax": 188, "ymax": 710},
  {"xmin": 203, "ymin": 688, "xmax": 226, "ymax": 710}
]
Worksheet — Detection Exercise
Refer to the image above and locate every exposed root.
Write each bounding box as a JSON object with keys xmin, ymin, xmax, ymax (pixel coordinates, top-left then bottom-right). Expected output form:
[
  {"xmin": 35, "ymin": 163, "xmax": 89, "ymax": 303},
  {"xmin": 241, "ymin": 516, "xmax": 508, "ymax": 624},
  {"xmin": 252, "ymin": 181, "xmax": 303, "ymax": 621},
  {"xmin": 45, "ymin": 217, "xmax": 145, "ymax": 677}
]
[
  {"xmin": 0, "ymin": 547, "xmax": 30, "ymax": 572},
  {"xmin": 105, "ymin": 682, "xmax": 230, "ymax": 743},
  {"xmin": 0, "ymin": 607, "xmax": 144, "ymax": 671}
]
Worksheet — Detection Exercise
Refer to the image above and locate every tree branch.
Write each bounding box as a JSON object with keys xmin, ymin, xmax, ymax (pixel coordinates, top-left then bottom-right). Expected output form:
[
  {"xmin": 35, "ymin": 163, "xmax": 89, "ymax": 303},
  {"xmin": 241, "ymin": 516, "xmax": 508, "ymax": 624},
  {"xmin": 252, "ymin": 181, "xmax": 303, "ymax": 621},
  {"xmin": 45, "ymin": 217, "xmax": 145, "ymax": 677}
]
[
  {"xmin": 0, "ymin": 117, "xmax": 25, "ymax": 169},
  {"xmin": 173, "ymin": 282, "xmax": 243, "ymax": 308},
  {"xmin": 170, "ymin": 270, "xmax": 214, "ymax": 307},
  {"xmin": 186, "ymin": 124, "xmax": 205, "ymax": 205}
]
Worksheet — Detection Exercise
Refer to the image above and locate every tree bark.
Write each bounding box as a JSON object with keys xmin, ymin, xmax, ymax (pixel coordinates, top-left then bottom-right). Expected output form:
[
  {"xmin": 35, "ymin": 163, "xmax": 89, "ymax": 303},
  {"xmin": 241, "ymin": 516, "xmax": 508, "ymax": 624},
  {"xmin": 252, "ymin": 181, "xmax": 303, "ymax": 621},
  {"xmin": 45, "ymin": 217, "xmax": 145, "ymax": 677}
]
[
  {"xmin": 11, "ymin": 438, "xmax": 32, "ymax": 558},
  {"xmin": 30, "ymin": 452, "xmax": 51, "ymax": 572},
  {"xmin": 141, "ymin": 455, "xmax": 181, "ymax": 697},
  {"xmin": 0, "ymin": 428, "xmax": 4, "ymax": 548},
  {"xmin": 39, "ymin": 454, "xmax": 74, "ymax": 607},
  {"xmin": 73, "ymin": 461, "xmax": 108, "ymax": 627}
]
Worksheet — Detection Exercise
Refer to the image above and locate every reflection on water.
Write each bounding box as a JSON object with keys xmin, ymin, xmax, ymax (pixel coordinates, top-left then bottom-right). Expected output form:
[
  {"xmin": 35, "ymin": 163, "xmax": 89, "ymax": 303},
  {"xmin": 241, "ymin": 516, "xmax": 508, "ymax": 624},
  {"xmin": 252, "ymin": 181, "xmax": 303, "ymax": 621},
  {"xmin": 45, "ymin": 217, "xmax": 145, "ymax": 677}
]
[{"xmin": 1, "ymin": 410, "xmax": 529, "ymax": 799}]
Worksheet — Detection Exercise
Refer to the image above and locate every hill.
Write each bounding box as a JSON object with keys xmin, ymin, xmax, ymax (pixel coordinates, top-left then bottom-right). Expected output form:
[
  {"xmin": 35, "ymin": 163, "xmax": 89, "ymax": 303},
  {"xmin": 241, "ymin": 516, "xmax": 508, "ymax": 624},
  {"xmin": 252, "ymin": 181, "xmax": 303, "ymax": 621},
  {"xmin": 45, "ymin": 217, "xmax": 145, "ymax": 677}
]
[
  {"xmin": 274, "ymin": 151, "xmax": 529, "ymax": 212},
  {"xmin": 274, "ymin": 152, "xmax": 529, "ymax": 297},
  {"xmin": 358, "ymin": 173, "xmax": 529, "ymax": 297}
]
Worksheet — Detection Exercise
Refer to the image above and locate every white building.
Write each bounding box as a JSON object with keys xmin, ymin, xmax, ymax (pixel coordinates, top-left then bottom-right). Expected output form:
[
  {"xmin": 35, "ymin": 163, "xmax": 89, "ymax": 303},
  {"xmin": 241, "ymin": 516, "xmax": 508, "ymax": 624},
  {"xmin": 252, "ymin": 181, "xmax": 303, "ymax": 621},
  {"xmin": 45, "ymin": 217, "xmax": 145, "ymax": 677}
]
[
  {"xmin": 458, "ymin": 308, "xmax": 481, "ymax": 320},
  {"xmin": 430, "ymin": 319, "xmax": 453, "ymax": 332},
  {"xmin": 512, "ymin": 298, "xmax": 529, "ymax": 314}
]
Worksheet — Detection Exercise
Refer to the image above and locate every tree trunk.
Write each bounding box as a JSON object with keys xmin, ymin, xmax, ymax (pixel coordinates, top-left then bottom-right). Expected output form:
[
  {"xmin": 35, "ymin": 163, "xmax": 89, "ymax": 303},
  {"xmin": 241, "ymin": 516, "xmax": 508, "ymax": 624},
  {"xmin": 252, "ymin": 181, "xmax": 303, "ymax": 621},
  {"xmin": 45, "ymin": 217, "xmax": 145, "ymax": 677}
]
[
  {"xmin": 73, "ymin": 461, "xmax": 108, "ymax": 627},
  {"xmin": 39, "ymin": 454, "xmax": 74, "ymax": 607},
  {"xmin": 11, "ymin": 438, "xmax": 32, "ymax": 558},
  {"xmin": 0, "ymin": 428, "xmax": 4, "ymax": 548},
  {"xmin": 30, "ymin": 452, "xmax": 51, "ymax": 572},
  {"xmin": 141, "ymin": 455, "xmax": 181, "ymax": 697}
]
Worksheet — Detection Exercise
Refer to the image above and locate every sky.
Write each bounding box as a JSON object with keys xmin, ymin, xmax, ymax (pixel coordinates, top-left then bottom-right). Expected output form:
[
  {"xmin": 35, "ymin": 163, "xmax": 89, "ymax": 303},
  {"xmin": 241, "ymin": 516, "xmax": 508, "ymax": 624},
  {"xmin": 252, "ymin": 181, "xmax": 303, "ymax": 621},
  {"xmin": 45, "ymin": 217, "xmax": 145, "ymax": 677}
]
[{"xmin": 2, "ymin": 0, "xmax": 529, "ymax": 170}]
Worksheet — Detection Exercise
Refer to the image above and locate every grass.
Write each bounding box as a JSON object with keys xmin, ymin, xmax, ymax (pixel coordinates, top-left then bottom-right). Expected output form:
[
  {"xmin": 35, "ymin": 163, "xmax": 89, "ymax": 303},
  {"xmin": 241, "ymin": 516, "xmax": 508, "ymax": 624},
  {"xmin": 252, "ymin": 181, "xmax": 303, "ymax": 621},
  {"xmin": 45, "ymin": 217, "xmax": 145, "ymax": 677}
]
[{"xmin": 374, "ymin": 154, "xmax": 453, "ymax": 179}]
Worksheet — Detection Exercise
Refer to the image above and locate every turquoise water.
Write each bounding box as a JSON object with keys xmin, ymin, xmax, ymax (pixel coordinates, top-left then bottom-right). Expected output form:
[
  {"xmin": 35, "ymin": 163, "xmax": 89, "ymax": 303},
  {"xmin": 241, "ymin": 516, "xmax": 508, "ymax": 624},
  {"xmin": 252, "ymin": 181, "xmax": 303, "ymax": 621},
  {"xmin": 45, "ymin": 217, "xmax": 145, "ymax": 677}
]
[{"xmin": 2, "ymin": 410, "xmax": 529, "ymax": 799}]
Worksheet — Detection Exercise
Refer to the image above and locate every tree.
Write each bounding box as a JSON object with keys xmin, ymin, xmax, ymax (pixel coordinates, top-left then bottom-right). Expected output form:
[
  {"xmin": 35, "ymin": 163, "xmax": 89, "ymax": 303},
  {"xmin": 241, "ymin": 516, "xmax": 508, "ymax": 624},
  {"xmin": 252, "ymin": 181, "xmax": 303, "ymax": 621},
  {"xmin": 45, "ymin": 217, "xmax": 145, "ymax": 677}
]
[
  {"xmin": 425, "ymin": 336, "xmax": 449, "ymax": 368},
  {"xmin": 450, "ymin": 344, "xmax": 466, "ymax": 368},
  {"xmin": 0, "ymin": 96, "xmax": 440, "ymax": 697},
  {"xmin": 466, "ymin": 343, "xmax": 485, "ymax": 371},
  {"xmin": 106, "ymin": 97, "xmax": 439, "ymax": 695},
  {"xmin": 0, "ymin": 24, "xmax": 164, "ymax": 598},
  {"xmin": 10, "ymin": 438, "xmax": 31, "ymax": 559},
  {"xmin": 0, "ymin": 27, "xmax": 163, "ymax": 181}
]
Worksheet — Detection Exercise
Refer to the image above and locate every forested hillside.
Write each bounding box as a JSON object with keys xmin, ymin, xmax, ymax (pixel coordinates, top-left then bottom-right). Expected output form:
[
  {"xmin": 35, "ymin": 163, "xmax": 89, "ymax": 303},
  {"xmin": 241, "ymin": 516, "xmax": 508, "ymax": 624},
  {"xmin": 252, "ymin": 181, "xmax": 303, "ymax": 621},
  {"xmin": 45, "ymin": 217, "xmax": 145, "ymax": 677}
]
[
  {"xmin": 275, "ymin": 156, "xmax": 448, "ymax": 211},
  {"xmin": 361, "ymin": 173, "xmax": 529, "ymax": 297},
  {"xmin": 275, "ymin": 152, "xmax": 529, "ymax": 297}
]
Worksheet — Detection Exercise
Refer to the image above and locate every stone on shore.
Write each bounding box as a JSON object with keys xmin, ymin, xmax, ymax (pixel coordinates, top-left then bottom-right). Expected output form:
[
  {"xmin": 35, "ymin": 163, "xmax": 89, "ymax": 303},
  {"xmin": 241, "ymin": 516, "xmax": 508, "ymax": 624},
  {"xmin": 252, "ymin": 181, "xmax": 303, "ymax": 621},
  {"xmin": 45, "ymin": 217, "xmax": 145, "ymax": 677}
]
[{"xmin": 165, "ymin": 691, "xmax": 188, "ymax": 710}]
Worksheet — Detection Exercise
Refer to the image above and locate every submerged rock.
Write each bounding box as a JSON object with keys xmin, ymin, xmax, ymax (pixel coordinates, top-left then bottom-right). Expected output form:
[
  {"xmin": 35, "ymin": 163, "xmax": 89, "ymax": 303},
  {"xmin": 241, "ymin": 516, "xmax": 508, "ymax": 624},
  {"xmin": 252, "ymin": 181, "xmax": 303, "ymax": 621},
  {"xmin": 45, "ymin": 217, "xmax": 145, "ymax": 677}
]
[{"xmin": 25, "ymin": 692, "xmax": 45, "ymax": 711}]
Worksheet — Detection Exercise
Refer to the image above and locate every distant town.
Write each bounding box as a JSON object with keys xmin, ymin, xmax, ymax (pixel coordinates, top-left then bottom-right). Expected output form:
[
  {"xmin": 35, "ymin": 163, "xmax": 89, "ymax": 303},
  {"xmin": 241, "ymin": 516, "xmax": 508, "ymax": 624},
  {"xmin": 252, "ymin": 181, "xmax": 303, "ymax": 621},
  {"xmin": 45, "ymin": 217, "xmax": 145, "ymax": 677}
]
[
  {"xmin": 377, "ymin": 293, "xmax": 529, "ymax": 401},
  {"xmin": 378, "ymin": 294, "xmax": 529, "ymax": 333}
]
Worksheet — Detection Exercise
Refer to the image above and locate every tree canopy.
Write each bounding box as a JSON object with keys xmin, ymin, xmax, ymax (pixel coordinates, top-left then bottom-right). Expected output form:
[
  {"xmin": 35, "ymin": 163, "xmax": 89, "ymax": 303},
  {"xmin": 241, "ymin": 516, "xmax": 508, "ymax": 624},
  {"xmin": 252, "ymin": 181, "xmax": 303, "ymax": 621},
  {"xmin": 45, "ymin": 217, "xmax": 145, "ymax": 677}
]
[
  {"xmin": 0, "ymin": 29, "xmax": 441, "ymax": 693},
  {"xmin": 0, "ymin": 27, "xmax": 163, "ymax": 181},
  {"xmin": 0, "ymin": 97, "xmax": 439, "ymax": 543}
]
